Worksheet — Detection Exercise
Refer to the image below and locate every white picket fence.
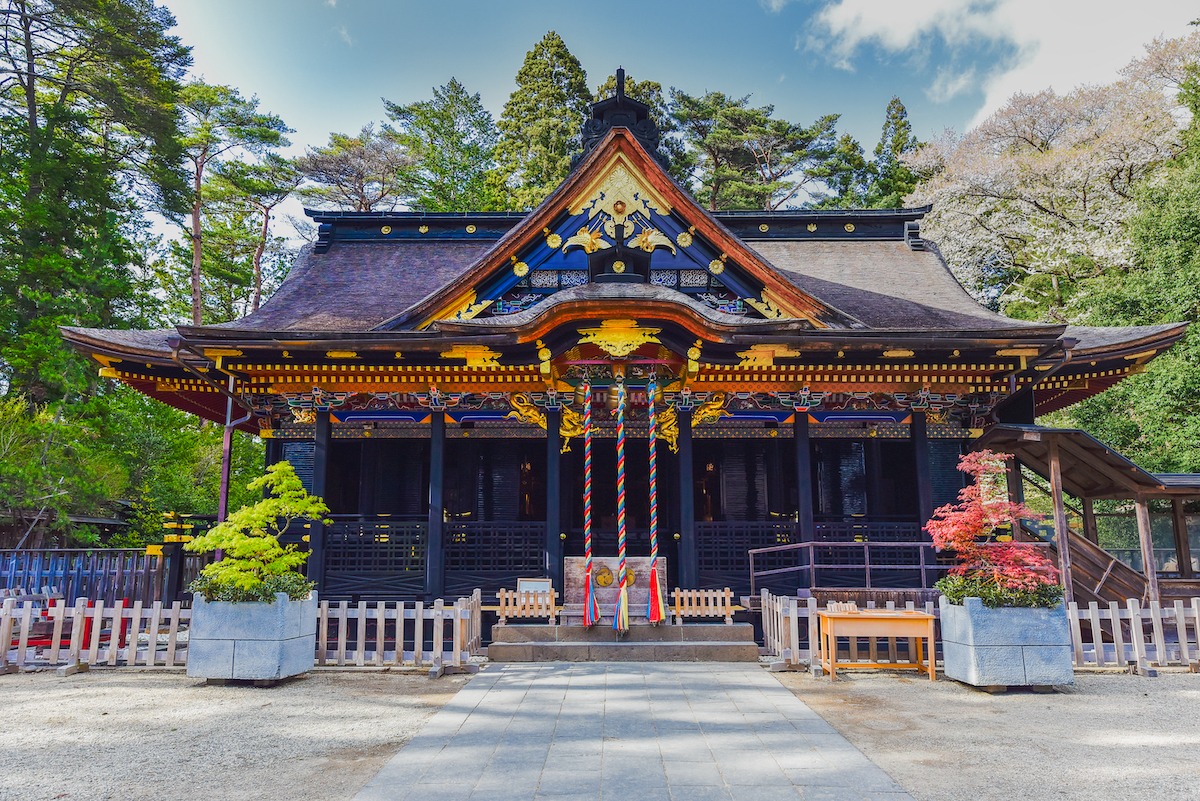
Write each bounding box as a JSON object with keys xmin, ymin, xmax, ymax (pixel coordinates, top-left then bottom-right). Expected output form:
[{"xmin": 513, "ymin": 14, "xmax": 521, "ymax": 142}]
[
  {"xmin": 316, "ymin": 591, "xmax": 483, "ymax": 669},
  {"xmin": 2, "ymin": 590, "xmax": 484, "ymax": 672},
  {"xmin": 1068, "ymin": 599, "xmax": 1200, "ymax": 668},
  {"xmin": 1, "ymin": 597, "xmax": 190, "ymax": 669},
  {"xmin": 761, "ymin": 591, "xmax": 938, "ymax": 668},
  {"xmin": 760, "ymin": 590, "xmax": 1200, "ymax": 670}
]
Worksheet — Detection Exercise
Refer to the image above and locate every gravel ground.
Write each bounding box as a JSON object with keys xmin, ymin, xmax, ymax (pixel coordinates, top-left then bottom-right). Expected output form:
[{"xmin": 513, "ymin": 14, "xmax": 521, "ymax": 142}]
[
  {"xmin": 4, "ymin": 665, "xmax": 1198, "ymax": 801},
  {"xmin": 0, "ymin": 668, "xmax": 469, "ymax": 801},
  {"xmin": 774, "ymin": 669, "xmax": 1200, "ymax": 801}
]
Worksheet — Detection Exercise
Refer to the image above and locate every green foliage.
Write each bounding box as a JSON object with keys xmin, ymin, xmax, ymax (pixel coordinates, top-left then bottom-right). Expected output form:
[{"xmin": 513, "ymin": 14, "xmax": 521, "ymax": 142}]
[
  {"xmin": 669, "ymin": 89, "xmax": 839, "ymax": 210},
  {"xmin": 1055, "ymin": 65, "xmax": 1200, "ymax": 471},
  {"xmin": 494, "ymin": 31, "xmax": 591, "ymax": 210},
  {"xmin": 190, "ymin": 570, "xmax": 314, "ymax": 604},
  {"xmin": 868, "ymin": 96, "xmax": 921, "ymax": 207},
  {"xmin": 297, "ymin": 125, "xmax": 412, "ymax": 212},
  {"xmin": 177, "ymin": 81, "xmax": 291, "ymax": 325},
  {"xmin": 935, "ymin": 573, "xmax": 1065, "ymax": 609},
  {"xmin": 186, "ymin": 462, "xmax": 327, "ymax": 601},
  {"xmin": 385, "ymin": 78, "xmax": 499, "ymax": 212}
]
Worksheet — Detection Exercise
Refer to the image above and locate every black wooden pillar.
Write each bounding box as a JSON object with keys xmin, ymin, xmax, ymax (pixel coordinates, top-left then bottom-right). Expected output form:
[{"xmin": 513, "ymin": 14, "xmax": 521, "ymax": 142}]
[
  {"xmin": 545, "ymin": 407, "xmax": 564, "ymax": 591},
  {"xmin": 307, "ymin": 410, "xmax": 330, "ymax": 589},
  {"xmin": 794, "ymin": 415, "xmax": 815, "ymax": 541},
  {"xmin": 677, "ymin": 407, "xmax": 698, "ymax": 588},
  {"xmin": 264, "ymin": 437, "xmax": 282, "ymax": 468},
  {"xmin": 425, "ymin": 411, "xmax": 446, "ymax": 600},
  {"xmin": 912, "ymin": 411, "xmax": 934, "ymax": 526}
]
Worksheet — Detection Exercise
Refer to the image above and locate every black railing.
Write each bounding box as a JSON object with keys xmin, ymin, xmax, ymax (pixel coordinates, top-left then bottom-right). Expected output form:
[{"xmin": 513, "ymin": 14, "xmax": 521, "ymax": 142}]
[
  {"xmin": 324, "ymin": 519, "xmax": 428, "ymax": 601},
  {"xmin": 748, "ymin": 540, "xmax": 946, "ymax": 596},
  {"xmin": 445, "ymin": 521, "xmax": 544, "ymax": 598},
  {"xmin": 0, "ymin": 548, "xmax": 207, "ymax": 605}
]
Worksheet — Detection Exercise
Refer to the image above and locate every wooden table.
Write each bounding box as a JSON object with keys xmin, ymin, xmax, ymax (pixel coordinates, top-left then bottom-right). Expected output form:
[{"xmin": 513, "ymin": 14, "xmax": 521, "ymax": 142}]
[{"xmin": 816, "ymin": 609, "xmax": 937, "ymax": 681}]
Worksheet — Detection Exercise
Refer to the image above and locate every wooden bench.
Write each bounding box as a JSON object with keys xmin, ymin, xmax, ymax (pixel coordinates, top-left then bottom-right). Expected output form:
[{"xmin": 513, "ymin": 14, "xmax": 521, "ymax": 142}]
[
  {"xmin": 495, "ymin": 588, "xmax": 559, "ymax": 625},
  {"xmin": 671, "ymin": 587, "xmax": 734, "ymax": 625}
]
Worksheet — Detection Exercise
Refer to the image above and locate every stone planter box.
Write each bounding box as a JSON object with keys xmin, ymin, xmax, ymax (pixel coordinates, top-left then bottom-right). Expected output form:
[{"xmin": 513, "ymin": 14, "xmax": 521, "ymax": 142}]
[
  {"xmin": 187, "ymin": 592, "xmax": 317, "ymax": 681},
  {"xmin": 939, "ymin": 596, "xmax": 1074, "ymax": 687}
]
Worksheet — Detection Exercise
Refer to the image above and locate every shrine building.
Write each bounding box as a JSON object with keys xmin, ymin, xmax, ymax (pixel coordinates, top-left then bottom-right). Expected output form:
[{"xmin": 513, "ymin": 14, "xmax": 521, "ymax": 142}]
[{"xmin": 63, "ymin": 76, "xmax": 1195, "ymax": 606}]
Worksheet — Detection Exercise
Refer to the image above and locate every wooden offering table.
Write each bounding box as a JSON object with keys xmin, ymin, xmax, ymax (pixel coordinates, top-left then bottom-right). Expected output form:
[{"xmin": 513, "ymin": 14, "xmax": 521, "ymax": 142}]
[{"xmin": 817, "ymin": 609, "xmax": 937, "ymax": 681}]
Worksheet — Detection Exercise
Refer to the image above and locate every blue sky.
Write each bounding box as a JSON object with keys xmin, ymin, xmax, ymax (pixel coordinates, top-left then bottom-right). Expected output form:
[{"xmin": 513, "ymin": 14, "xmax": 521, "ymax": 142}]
[{"xmin": 162, "ymin": 0, "xmax": 1196, "ymax": 162}]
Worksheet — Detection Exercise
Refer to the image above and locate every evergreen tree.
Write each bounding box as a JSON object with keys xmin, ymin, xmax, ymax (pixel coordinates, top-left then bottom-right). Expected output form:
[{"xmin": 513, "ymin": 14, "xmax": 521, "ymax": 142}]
[
  {"xmin": 177, "ymin": 81, "xmax": 291, "ymax": 325},
  {"xmin": 867, "ymin": 96, "xmax": 921, "ymax": 207},
  {"xmin": 0, "ymin": 0, "xmax": 191, "ymax": 401},
  {"xmin": 297, "ymin": 124, "xmax": 412, "ymax": 212},
  {"xmin": 669, "ymin": 90, "xmax": 838, "ymax": 210},
  {"xmin": 212, "ymin": 155, "xmax": 302, "ymax": 311},
  {"xmin": 494, "ymin": 31, "xmax": 591, "ymax": 210},
  {"xmin": 808, "ymin": 133, "xmax": 872, "ymax": 208},
  {"xmin": 385, "ymin": 78, "xmax": 499, "ymax": 212}
]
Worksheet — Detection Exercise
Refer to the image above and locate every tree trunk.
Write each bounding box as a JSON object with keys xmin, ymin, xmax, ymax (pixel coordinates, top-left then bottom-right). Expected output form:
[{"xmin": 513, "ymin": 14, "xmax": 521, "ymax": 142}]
[
  {"xmin": 190, "ymin": 156, "xmax": 205, "ymax": 325},
  {"xmin": 252, "ymin": 204, "xmax": 269, "ymax": 312}
]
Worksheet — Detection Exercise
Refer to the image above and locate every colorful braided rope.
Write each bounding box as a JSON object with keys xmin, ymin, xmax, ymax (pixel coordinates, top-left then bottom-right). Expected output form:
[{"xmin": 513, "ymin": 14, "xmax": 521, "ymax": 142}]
[
  {"xmin": 612, "ymin": 382, "xmax": 630, "ymax": 633},
  {"xmin": 581, "ymin": 380, "xmax": 599, "ymax": 627},
  {"xmin": 647, "ymin": 375, "xmax": 666, "ymax": 624}
]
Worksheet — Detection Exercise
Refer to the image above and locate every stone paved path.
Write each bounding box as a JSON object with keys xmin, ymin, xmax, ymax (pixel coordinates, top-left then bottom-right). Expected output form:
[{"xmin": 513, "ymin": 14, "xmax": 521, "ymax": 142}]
[{"xmin": 354, "ymin": 663, "xmax": 913, "ymax": 801}]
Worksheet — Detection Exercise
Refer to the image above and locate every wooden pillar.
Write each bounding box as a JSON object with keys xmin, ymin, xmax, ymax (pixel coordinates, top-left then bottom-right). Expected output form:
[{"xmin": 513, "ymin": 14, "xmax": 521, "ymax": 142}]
[
  {"xmin": 911, "ymin": 411, "xmax": 934, "ymax": 526},
  {"xmin": 264, "ymin": 437, "xmax": 282, "ymax": 469},
  {"xmin": 1135, "ymin": 497, "xmax": 1160, "ymax": 602},
  {"xmin": 865, "ymin": 438, "xmax": 883, "ymax": 518},
  {"xmin": 1081, "ymin": 498, "xmax": 1100, "ymax": 545},
  {"xmin": 1046, "ymin": 438, "xmax": 1075, "ymax": 604},
  {"xmin": 677, "ymin": 407, "xmax": 698, "ymax": 588},
  {"xmin": 358, "ymin": 442, "xmax": 377, "ymax": 516},
  {"xmin": 1172, "ymin": 499, "xmax": 1194, "ymax": 579},
  {"xmin": 794, "ymin": 414, "xmax": 815, "ymax": 541},
  {"xmin": 545, "ymin": 407, "xmax": 564, "ymax": 593},
  {"xmin": 1006, "ymin": 457, "xmax": 1025, "ymax": 504},
  {"xmin": 307, "ymin": 410, "xmax": 330, "ymax": 590},
  {"xmin": 217, "ymin": 378, "xmax": 236, "ymax": 523},
  {"xmin": 425, "ymin": 411, "xmax": 446, "ymax": 601}
]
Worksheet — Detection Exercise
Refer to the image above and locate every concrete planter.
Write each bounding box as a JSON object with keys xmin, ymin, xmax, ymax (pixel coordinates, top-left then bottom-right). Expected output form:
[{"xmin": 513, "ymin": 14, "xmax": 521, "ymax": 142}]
[
  {"xmin": 939, "ymin": 596, "xmax": 1074, "ymax": 687},
  {"xmin": 187, "ymin": 592, "xmax": 317, "ymax": 681}
]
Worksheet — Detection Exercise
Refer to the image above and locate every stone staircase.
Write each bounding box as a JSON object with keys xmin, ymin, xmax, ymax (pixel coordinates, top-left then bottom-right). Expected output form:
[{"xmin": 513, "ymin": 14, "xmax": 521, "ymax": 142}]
[{"xmin": 487, "ymin": 622, "xmax": 761, "ymax": 662}]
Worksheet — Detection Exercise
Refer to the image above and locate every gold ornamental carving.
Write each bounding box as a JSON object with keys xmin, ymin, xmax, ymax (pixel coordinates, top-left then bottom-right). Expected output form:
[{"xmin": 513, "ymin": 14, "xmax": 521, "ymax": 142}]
[
  {"xmin": 676, "ymin": 231, "xmax": 693, "ymax": 248},
  {"xmin": 656, "ymin": 403, "xmax": 680, "ymax": 454},
  {"xmin": 744, "ymin": 289, "xmax": 785, "ymax": 320},
  {"xmin": 630, "ymin": 228, "xmax": 677, "ymax": 255},
  {"xmin": 440, "ymin": 343, "xmax": 501, "ymax": 367},
  {"xmin": 506, "ymin": 394, "xmax": 547, "ymax": 429},
  {"xmin": 692, "ymin": 392, "xmax": 731, "ymax": 427},
  {"xmin": 291, "ymin": 408, "xmax": 316, "ymax": 424},
  {"xmin": 577, "ymin": 319, "xmax": 662, "ymax": 358},
  {"xmin": 569, "ymin": 157, "xmax": 672, "ymax": 228},
  {"xmin": 562, "ymin": 226, "xmax": 611, "ymax": 254},
  {"xmin": 735, "ymin": 343, "xmax": 801, "ymax": 368}
]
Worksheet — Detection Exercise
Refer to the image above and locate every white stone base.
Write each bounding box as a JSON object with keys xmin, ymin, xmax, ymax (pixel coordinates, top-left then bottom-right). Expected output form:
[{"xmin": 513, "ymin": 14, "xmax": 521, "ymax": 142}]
[
  {"xmin": 187, "ymin": 592, "xmax": 317, "ymax": 681},
  {"xmin": 939, "ymin": 596, "xmax": 1074, "ymax": 687}
]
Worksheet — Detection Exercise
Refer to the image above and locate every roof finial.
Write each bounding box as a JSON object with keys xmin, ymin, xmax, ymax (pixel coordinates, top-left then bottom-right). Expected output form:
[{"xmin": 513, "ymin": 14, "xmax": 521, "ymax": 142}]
[{"xmin": 616, "ymin": 67, "xmax": 625, "ymax": 101}]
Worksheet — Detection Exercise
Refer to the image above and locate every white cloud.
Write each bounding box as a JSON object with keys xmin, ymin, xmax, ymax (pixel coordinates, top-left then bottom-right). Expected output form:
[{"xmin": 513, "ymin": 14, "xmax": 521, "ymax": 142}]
[
  {"xmin": 759, "ymin": 0, "xmax": 794, "ymax": 12},
  {"xmin": 805, "ymin": 0, "xmax": 1196, "ymax": 123},
  {"xmin": 324, "ymin": 0, "xmax": 337, "ymax": 6},
  {"xmin": 928, "ymin": 66, "xmax": 976, "ymax": 103},
  {"xmin": 335, "ymin": 24, "xmax": 353, "ymax": 46}
]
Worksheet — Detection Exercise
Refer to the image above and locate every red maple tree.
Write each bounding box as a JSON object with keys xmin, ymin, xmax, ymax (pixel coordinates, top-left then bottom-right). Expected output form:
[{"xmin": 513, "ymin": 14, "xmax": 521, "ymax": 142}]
[{"xmin": 925, "ymin": 450, "xmax": 1060, "ymax": 592}]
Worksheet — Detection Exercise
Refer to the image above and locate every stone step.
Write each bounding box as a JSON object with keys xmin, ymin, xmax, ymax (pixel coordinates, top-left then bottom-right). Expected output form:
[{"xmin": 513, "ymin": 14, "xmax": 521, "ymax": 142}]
[
  {"xmin": 491, "ymin": 622, "xmax": 756, "ymax": 644},
  {"xmin": 486, "ymin": 640, "xmax": 762, "ymax": 663}
]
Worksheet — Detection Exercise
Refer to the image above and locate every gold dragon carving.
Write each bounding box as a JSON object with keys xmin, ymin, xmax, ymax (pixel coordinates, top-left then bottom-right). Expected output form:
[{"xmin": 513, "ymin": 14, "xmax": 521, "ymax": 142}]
[{"xmin": 692, "ymin": 392, "xmax": 732, "ymax": 427}]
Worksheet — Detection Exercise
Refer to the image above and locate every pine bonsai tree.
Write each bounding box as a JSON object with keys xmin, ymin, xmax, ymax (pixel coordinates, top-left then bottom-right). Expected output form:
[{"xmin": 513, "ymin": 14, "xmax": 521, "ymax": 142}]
[{"xmin": 185, "ymin": 461, "xmax": 329, "ymax": 602}]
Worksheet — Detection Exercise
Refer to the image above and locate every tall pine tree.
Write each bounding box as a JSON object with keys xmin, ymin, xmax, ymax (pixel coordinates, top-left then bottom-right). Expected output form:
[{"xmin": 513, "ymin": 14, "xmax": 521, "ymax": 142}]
[
  {"xmin": 494, "ymin": 31, "xmax": 591, "ymax": 210},
  {"xmin": 868, "ymin": 96, "xmax": 921, "ymax": 208},
  {"xmin": 385, "ymin": 78, "xmax": 499, "ymax": 212}
]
